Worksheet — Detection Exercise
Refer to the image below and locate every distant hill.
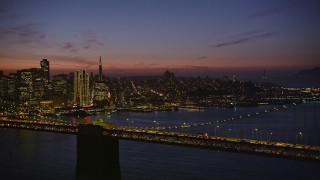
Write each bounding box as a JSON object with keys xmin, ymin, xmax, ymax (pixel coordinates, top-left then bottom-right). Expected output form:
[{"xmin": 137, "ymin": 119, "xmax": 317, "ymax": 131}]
[{"xmin": 295, "ymin": 67, "xmax": 320, "ymax": 78}]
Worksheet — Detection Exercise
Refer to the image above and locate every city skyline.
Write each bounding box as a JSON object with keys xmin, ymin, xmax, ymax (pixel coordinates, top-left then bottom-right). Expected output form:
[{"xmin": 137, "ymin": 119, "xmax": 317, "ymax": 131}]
[
  {"xmin": 1, "ymin": 0, "xmax": 320, "ymax": 77},
  {"xmin": 1, "ymin": 2, "xmax": 320, "ymax": 177}
]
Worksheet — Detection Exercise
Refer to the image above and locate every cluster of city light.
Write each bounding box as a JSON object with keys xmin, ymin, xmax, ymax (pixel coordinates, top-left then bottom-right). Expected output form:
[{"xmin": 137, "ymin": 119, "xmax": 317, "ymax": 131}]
[{"xmin": 1, "ymin": 58, "xmax": 319, "ymax": 119}]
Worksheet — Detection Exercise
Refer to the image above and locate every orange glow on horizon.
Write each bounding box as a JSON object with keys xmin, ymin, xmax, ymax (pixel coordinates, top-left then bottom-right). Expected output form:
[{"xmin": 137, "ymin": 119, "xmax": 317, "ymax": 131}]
[{"xmin": 0, "ymin": 54, "xmax": 318, "ymax": 76}]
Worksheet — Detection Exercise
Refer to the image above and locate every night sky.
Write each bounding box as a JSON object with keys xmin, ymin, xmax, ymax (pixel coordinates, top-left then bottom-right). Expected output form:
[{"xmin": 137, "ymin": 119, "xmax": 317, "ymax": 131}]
[{"xmin": 1, "ymin": 0, "xmax": 319, "ymax": 77}]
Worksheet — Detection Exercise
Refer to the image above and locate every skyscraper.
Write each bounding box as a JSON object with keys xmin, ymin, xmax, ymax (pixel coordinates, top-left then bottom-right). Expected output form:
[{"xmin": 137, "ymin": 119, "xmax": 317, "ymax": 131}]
[
  {"xmin": 74, "ymin": 70, "xmax": 90, "ymax": 107},
  {"xmin": 40, "ymin": 59, "xmax": 50, "ymax": 81},
  {"xmin": 17, "ymin": 69, "xmax": 34, "ymax": 107},
  {"xmin": 52, "ymin": 74, "xmax": 69, "ymax": 107},
  {"xmin": 99, "ymin": 56, "xmax": 102, "ymax": 82},
  {"xmin": 93, "ymin": 57, "xmax": 109, "ymax": 106},
  {"xmin": 0, "ymin": 71, "xmax": 7, "ymax": 99},
  {"xmin": 7, "ymin": 73, "xmax": 17, "ymax": 100},
  {"xmin": 17, "ymin": 68, "xmax": 43, "ymax": 110}
]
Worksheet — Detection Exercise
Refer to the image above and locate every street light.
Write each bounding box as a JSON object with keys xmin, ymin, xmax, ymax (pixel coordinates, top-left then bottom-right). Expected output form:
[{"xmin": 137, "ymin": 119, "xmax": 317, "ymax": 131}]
[
  {"xmin": 214, "ymin": 125, "xmax": 219, "ymax": 135},
  {"xmin": 299, "ymin": 132, "xmax": 303, "ymax": 144},
  {"xmin": 268, "ymin": 132, "xmax": 273, "ymax": 141},
  {"xmin": 252, "ymin": 128, "xmax": 258, "ymax": 139}
]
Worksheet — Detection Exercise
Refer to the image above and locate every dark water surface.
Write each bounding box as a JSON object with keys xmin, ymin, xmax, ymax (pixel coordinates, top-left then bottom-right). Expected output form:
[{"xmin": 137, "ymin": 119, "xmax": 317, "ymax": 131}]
[{"xmin": 1, "ymin": 103, "xmax": 320, "ymax": 180}]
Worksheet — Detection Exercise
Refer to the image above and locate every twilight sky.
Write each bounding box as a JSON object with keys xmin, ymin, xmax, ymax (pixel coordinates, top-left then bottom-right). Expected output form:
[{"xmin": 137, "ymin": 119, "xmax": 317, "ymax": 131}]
[{"xmin": 0, "ymin": 0, "xmax": 319, "ymax": 77}]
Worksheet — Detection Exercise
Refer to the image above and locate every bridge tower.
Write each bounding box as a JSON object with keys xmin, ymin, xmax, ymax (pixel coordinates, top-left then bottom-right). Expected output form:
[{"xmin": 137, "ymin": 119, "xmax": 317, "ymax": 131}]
[{"xmin": 76, "ymin": 124, "xmax": 121, "ymax": 180}]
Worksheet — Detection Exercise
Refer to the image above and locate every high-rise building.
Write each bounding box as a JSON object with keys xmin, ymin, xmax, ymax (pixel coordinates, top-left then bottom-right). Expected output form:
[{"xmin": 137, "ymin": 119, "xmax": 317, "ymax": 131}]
[
  {"xmin": 7, "ymin": 73, "xmax": 18, "ymax": 100},
  {"xmin": 99, "ymin": 56, "xmax": 102, "ymax": 81},
  {"xmin": 68, "ymin": 72, "xmax": 75, "ymax": 105},
  {"xmin": 52, "ymin": 74, "xmax": 69, "ymax": 107},
  {"xmin": 17, "ymin": 68, "xmax": 47, "ymax": 110},
  {"xmin": 0, "ymin": 71, "xmax": 7, "ymax": 99},
  {"xmin": 93, "ymin": 82, "xmax": 109, "ymax": 104},
  {"xmin": 93, "ymin": 57, "xmax": 109, "ymax": 105},
  {"xmin": 17, "ymin": 69, "xmax": 33, "ymax": 111},
  {"xmin": 40, "ymin": 59, "xmax": 50, "ymax": 81},
  {"xmin": 52, "ymin": 74, "xmax": 68, "ymax": 95},
  {"xmin": 74, "ymin": 70, "xmax": 90, "ymax": 107}
]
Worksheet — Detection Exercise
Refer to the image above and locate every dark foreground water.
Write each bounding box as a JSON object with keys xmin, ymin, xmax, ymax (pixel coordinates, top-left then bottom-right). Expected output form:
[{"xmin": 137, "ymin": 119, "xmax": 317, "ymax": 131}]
[{"xmin": 0, "ymin": 103, "xmax": 320, "ymax": 180}]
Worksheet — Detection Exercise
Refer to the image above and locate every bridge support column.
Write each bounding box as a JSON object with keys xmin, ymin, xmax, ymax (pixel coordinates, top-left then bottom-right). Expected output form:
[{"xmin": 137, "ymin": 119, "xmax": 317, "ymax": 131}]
[{"xmin": 76, "ymin": 125, "xmax": 121, "ymax": 180}]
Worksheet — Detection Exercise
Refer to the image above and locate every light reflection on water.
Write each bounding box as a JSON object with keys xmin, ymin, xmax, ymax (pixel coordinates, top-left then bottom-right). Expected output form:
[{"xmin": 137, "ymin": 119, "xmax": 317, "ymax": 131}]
[
  {"xmin": 1, "ymin": 103, "xmax": 319, "ymax": 179},
  {"xmin": 56, "ymin": 103, "xmax": 320, "ymax": 145}
]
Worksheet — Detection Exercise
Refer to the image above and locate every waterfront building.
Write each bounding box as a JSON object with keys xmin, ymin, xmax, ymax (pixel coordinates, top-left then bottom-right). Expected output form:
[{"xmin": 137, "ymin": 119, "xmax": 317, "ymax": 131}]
[
  {"xmin": 52, "ymin": 74, "xmax": 69, "ymax": 107},
  {"xmin": 17, "ymin": 69, "xmax": 33, "ymax": 107},
  {"xmin": 93, "ymin": 82, "xmax": 109, "ymax": 105},
  {"xmin": 74, "ymin": 70, "xmax": 90, "ymax": 107},
  {"xmin": 15, "ymin": 68, "xmax": 47, "ymax": 111}
]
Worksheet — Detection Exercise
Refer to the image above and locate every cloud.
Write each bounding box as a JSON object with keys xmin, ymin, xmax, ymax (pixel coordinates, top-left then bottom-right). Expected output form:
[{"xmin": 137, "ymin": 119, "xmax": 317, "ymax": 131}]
[
  {"xmin": 57, "ymin": 31, "xmax": 106, "ymax": 54},
  {"xmin": 0, "ymin": 23, "xmax": 46, "ymax": 44},
  {"xmin": 249, "ymin": 6, "xmax": 290, "ymax": 18},
  {"xmin": 63, "ymin": 42, "xmax": 73, "ymax": 49},
  {"xmin": 82, "ymin": 38, "xmax": 105, "ymax": 49},
  {"xmin": 197, "ymin": 56, "xmax": 208, "ymax": 60},
  {"xmin": 61, "ymin": 42, "xmax": 78, "ymax": 54},
  {"xmin": 80, "ymin": 30, "xmax": 105, "ymax": 50},
  {"xmin": 211, "ymin": 31, "xmax": 276, "ymax": 48},
  {"xmin": 0, "ymin": 7, "xmax": 20, "ymax": 21},
  {"xmin": 0, "ymin": 24, "xmax": 106, "ymax": 55},
  {"xmin": 232, "ymin": 31, "xmax": 261, "ymax": 38},
  {"xmin": 44, "ymin": 55, "xmax": 96, "ymax": 69},
  {"xmin": 59, "ymin": 31, "xmax": 106, "ymax": 54}
]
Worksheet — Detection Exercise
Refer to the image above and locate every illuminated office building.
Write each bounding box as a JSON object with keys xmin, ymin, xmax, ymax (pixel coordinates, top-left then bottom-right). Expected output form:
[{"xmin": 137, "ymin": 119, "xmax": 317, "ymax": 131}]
[
  {"xmin": 52, "ymin": 74, "xmax": 69, "ymax": 107},
  {"xmin": 74, "ymin": 70, "xmax": 90, "ymax": 107},
  {"xmin": 40, "ymin": 59, "xmax": 50, "ymax": 81},
  {"xmin": 7, "ymin": 73, "xmax": 18, "ymax": 100},
  {"xmin": 0, "ymin": 71, "xmax": 6, "ymax": 99},
  {"xmin": 16, "ymin": 68, "xmax": 47, "ymax": 110},
  {"xmin": 93, "ymin": 57, "xmax": 109, "ymax": 105}
]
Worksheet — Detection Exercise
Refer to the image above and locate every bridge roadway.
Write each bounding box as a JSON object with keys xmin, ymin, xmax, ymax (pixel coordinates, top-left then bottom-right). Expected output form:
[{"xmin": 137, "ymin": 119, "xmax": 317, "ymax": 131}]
[{"xmin": 1, "ymin": 119, "xmax": 320, "ymax": 162}]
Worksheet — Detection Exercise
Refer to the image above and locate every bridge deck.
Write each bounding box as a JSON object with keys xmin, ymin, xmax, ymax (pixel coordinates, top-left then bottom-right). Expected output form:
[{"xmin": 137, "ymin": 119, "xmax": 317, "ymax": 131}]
[{"xmin": 1, "ymin": 120, "xmax": 320, "ymax": 162}]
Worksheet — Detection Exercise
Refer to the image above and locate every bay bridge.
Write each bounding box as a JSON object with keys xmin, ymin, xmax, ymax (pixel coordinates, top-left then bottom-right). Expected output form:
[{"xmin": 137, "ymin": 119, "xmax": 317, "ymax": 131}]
[
  {"xmin": 1, "ymin": 118, "xmax": 319, "ymax": 162},
  {"xmin": 1, "ymin": 103, "xmax": 319, "ymax": 179}
]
